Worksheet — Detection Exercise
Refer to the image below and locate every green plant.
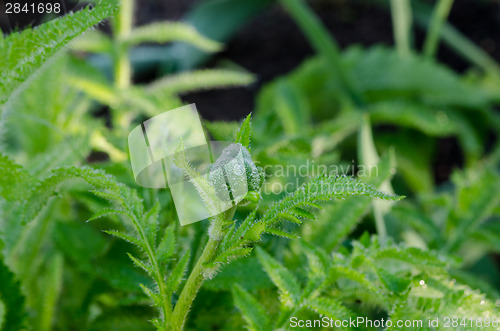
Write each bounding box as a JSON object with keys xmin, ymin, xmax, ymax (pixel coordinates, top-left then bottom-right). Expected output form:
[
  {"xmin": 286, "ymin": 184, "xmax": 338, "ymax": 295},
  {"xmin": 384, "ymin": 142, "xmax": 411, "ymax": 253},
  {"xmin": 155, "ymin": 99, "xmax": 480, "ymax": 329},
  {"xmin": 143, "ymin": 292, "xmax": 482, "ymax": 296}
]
[{"xmin": 1, "ymin": 0, "xmax": 500, "ymax": 330}]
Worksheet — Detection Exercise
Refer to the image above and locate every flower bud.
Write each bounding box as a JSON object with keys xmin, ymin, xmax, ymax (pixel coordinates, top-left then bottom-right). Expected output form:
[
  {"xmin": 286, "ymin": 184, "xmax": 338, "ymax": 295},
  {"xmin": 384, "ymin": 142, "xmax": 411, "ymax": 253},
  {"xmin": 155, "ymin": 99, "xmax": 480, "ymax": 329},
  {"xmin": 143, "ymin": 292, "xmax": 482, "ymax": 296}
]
[{"xmin": 208, "ymin": 143, "xmax": 264, "ymax": 203}]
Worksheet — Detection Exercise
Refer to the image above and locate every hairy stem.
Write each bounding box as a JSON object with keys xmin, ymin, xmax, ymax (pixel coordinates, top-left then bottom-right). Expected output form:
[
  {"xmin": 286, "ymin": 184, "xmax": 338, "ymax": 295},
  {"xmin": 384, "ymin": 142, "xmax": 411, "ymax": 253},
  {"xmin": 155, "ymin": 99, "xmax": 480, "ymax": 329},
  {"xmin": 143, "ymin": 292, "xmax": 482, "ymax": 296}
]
[
  {"xmin": 171, "ymin": 207, "xmax": 236, "ymax": 330},
  {"xmin": 112, "ymin": 0, "xmax": 134, "ymax": 128},
  {"xmin": 113, "ymin": 0, "xmax": 133, "ymax": 89},
  {"xmin": 423, "ymin": 0, "xmax": 454, "ymax": 58}
]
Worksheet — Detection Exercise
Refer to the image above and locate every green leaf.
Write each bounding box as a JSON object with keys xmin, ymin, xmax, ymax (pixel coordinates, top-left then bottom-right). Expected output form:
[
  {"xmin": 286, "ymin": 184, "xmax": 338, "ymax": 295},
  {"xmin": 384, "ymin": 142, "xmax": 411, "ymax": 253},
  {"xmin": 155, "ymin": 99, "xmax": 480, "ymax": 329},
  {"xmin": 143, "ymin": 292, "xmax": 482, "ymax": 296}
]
[
  {"xmin": 0, "ymin": 153, "xmax": 36, "ymax": 201},
  {"xmin": 166, "ymin": 251, "xmax": 190, "ymax": 295},
  {"xmin": 243, "ymin": 221, "xmax": 266, "ymax": 242},
  {"xmin": 127, "ymin": 253, "xmax": 154, "ymax": 276},
  {"xmin": 37, "ymin": 253, "xmax": 64, "ymax": 331},
  {"xmin": 87, "ymin": 208, "xmax": 129, "ymax": 222},
  {"xmin": 235, "ymin": 113, "xmax": 252, "ymax": 151},
  {"xmin": 446, "ymin": 169, "xmax": 500, "ymax": 252},
  {"xmin": 274, "ymin": 80, "xmax": 311, "ymax": 135},
  {"xmin": 0, "ymin": 0, "xmax": 118, "ymax": 104},
  {"xmin": 347, "ymin": 46, "xmax": 487, "ymax": 108},
  {"xmin": 256, "ymin": 247, "xmax": 301, "ymax": 306},
  {"xmin": 232, "ymin": 284, "xmax": 269, "ymax": 331},
  {"xmin": 146, "ymin": 69, "xmax": 255, "ymax": 96},
  {"xmin": 23, "ymin": 166, "xmax": 144, "ymax": 224},
  {"xmin": 127, "ymin": 22, "xmax": 221, "ymax": 52},
  {"xmin": 0, "ymin": 256, "xmax": 27, "ymax": 331},
  {"xmin": 140, "ymin": 284, "xmax": 162, "ymax": 307},
  {"xmin": 104, "ymin": 230, "xmax": 145, "ymax": 250},
  {"xmin": 70, "ymin": 29, "xmax": 112, "ymax": 53},
  {"xmin": 376, "ymin": 267, "xmax": 411, "ymax": 294},
  {"xmin": 304, "ymin": 196, "xmax": 371, "ymax": 252},
  {"xmin": 157, "ymin": 224, "xmax": 176, "ymax": 270},
  {"xmin": 304, "ymin": 297, "xmax": 352, "ymax": 322},
  {"xmin": 205, "ymin": 247, "xmax": 253, "ymax": 268},
  {"xmin": 264, "ymin": 227, "xmax": 299, "ymax": 240},
  {"xmin": 374, "ymin": 246, "xmax": 450, "ymax": 270},
  {"xmin": 142, "ymin": 202, "xmax": 160, "ymax": 248},
  {"xmin": 261, "ymin": 174, "xmax": 402, "ymax": 228},
  {"xmin": 291, "ymin": 207, "xmax": 316, "ymax": 220}
]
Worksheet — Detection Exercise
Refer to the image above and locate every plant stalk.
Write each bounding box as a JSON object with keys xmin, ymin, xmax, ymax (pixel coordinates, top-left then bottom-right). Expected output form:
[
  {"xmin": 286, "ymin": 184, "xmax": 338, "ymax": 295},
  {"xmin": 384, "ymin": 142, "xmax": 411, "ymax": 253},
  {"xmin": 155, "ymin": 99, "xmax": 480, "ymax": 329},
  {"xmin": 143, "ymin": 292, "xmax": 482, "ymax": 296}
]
[
  {"xmin": 170, "ymin": 207, "xmax": 236, "ymax": 330},
  {"xmin": 390, "ymin": 0, "xmax": 413, "ymax": 57},
  {"xmin": 113, "ymin": 0, "xmax": 133, "ymax": 89},
  {"xmin": 112, "ymin": 0, "xmax": 134, "ymax": 129},
  {"xmin": 423, "ymin": 0, "xmax": 454, "ymax": 59},
  {"xmin": 358, "ymin": 115, "xmax": 389, "ymax": 243}
]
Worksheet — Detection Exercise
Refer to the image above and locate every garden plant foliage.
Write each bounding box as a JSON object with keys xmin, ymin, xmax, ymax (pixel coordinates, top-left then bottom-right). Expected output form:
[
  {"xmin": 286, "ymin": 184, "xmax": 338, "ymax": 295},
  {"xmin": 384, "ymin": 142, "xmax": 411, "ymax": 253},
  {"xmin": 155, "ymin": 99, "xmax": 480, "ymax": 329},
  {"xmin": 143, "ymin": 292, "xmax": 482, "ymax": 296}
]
[{"xmin": 0, "ymin": 0, "xmax": 499, "ymax": 330}]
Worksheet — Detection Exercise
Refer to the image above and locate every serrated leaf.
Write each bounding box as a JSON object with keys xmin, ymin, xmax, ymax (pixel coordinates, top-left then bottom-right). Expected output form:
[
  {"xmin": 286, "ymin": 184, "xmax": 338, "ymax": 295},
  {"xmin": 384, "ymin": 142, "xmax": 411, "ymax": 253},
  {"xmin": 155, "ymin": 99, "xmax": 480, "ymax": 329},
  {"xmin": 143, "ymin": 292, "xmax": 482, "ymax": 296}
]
[
  {"xmin": 304, "ymin": 297, "xmax": 352, "ymax": 322},
  {"xmin": 280, "ymin": 213, "xmax": 302, "ymax": 224},
  {"xmin": 127, "ymin": 22, "xmax": 221, "ymax": 52},
  {"xmin": 166, "ymin": 251, "xmax": 190, "ymax": 295},
  {"xmin": 205, "ymin": 247, "xmax": 253, "ymax": 269},
  {"xmin": 157, "ymin": 224, "xmax": 176, "ymax": 270},
  {"xmin": 374, "ymin": 246, "xmax": 450, "ymax": 270},
  {"xmin": 87, "ymin": 208, "xmax": 129, "ymax": 222},
  {"xmin": 0, "ymin": 153, "xmax": 36, "ymax": 201},
  {"xmin": 232, "ymin": 284, "xmax": 269, "ymax": 331},
  {"xmin": 235, "ymin": 113, "xmax": 252, "ymax": 151},
  {"xmin": 0, "ymin": 256, "xmax": 27, "ymax": 331},
  {"xmin": 256, "ymin": 247, "xmax": 301, "ymax": 306},
  {"xmin": 23, "ymin": 166, "xmax": 144, "ymax": 226},
  {"xmin": 104, "ymin": 230, "xmax": 144, "ymax": 250},
  {"xmin": 264, "ymin": 227, "xmax": 299, "ymax": 240},
  {"xmin": 292, "ymin": 207, "xmax": 315, "ymax": 220},
  {"xmin": 146, "ymin": 69, "xmax": 255, "ymax": 96},
  {"xmin": 446, "ymin": 169, "xmax": 500, "ymax": 252},
  {"xmin": 301, "ymin": 242, "xmax": 330, "ymax": 277},
  {"xmin": 261, "ymin": 175, "xmax": 402, "ymax": 228},
  {"xmin": 0, "ymin": 0, "xmax": 118, "ymax": 104},
  {"xmin": 142, "ymin": 202, "xmax": 160, "ymax": 248},
  {"xmin": 127, "ymin": 253, "xmax": 154, "ymax": 276},
  {"xmin": 243, "ymin": 221, "xmax": 266, "ymax": 242},
  {"xmin": 326, "ymin": 265, "xmax": 379, "ymax": 295},
  {"xmin": 376, "ymin": 268, "xmax": 411, "ymax": 294},
  {"xmin": 140, "ymin": 284, "xmax": 161, "ymax": 307}
]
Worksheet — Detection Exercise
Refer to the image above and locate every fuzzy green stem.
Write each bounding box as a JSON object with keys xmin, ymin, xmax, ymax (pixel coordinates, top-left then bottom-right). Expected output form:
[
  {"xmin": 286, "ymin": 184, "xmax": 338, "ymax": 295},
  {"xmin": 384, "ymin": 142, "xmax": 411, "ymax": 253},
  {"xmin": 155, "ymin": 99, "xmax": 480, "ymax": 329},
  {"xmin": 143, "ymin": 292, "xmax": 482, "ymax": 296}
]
[
  {"xmin": 113, "ymin": 0, "xmax": 133, "ymax": 89},
  {"xmin": 171, "ymin": 207, "xmax": 236, "ymax": 330},
  {"xmin": 390, "ymin": 0, "xmax": 413, "ymax": 57},
  {"xmin": 112, "ymin": 0, "xmax": 134, "ymax": 129},
  {"xmin": 423, "ymin": 0, "xmax": 454, "ymax": 58}
]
